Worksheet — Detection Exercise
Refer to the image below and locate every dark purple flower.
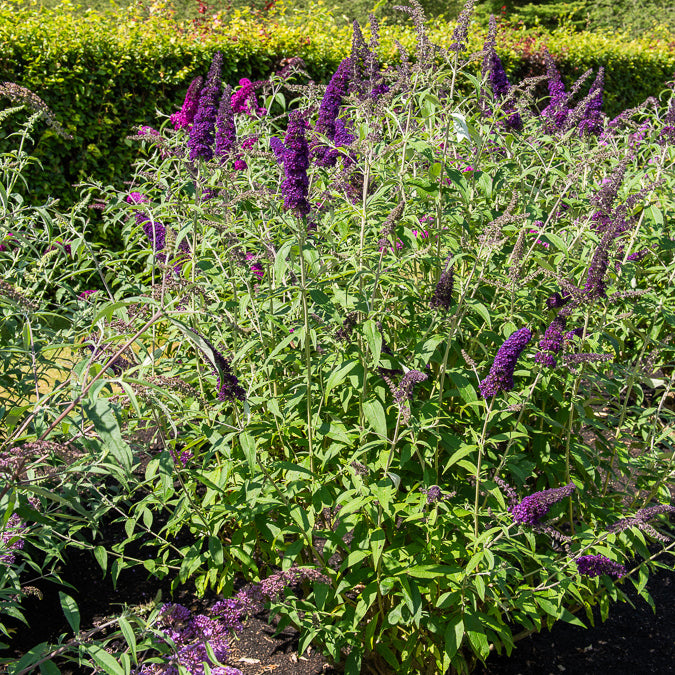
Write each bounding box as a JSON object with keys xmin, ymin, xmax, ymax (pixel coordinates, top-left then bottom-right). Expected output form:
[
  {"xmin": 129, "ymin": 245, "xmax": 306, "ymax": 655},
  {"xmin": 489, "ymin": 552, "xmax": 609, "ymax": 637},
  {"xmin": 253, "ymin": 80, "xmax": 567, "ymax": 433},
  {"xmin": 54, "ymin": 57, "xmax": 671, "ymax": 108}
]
[
  {"xmin": 215, "ymin": 84, "xmax": 236, "ymax": 157},
  {"xmin": 658, "ymin": 95, "xmax": 675, "ymax": 146},
  {"xmin": 481, "ymin": 19, "xmax": 522, "ymax": 131},
  {"xmin": 583, "ymin": 232, "xmax": 612, "ymax": 300},
  {"xmin": 170, "ymin": 76, "xmax": 204, "ymax": 130},
  {"xmin": 270, "ymin": 136, "xmax": 285, "ymax": 164},
  {"xmin": 565, "ymin": 327, "xmax": 584, "ymax": 342},
  {"xmin": 609, "ymin": 504, "xmax": 675, "ymax": 543},
  {"xmin": 430, "ymin": 256, "xmax": 454, "ymax": 310},
  {"xmin": 479, "ymin": 327, "xmax": 532, "ymax": 398},
  {"xmin": 546, "ymin": 292, "xmax": 568, "ymax": 309},
  {"xmin": 246, "ymin": 253, "xmax": 264, "ymax": 278},
  {"xmin": 282, "ymin": 111, "xmax": 311, "ymax": 217},
  {"xmin": 143, "ymin": 603, "xmax": 239, "ymax": 675},
  {"xmin": 578, "ymin": 68, "xmax": 604, "ymax": 137},
  {"xmin": 576, "ymin": 554, "xmax": 625, "ymax": 579},
  {"xmin": 509, "ymin": 482, "xmax": 576, "ymax": 526},
  {"xmin": 233, "ymin": 158, "xmax": 247, "ymax": 171},
  {"xmin": 535, "ymin": 315, "xmax": 566, "ymax": 368},
  {"xmin": 541, "ymin": 50, "xmax": 568, "ymax": 131},
  {"xmin": 188, "ymin": 53, "xmax": 223, "ymax": 161},
  {"xmin": 313, "ymin": 58, "xmax": 351, "ymax": 166},
  {"xmin": 136, "ymin": 212, "xmax": 166, "ymax": 252},
  {"xmin": 424, "ymin": 485, "xmax": 442, "ymax": 503},
  {"xmin": 395, "ymin": 370, "xmax": 428, "ymax": 404},
  {"xmin": 0, "ymin": 514, "xmax": 25, "ymax": 565}
]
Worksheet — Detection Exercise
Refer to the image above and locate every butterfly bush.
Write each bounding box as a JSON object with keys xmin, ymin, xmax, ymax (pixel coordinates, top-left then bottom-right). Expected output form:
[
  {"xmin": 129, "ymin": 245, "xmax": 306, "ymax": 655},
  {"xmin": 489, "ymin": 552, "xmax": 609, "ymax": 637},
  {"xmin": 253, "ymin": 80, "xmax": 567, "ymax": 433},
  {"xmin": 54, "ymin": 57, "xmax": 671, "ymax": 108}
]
[{"xmin": 3, "ymin": 4, "xmax": 675, "ymax": 675}]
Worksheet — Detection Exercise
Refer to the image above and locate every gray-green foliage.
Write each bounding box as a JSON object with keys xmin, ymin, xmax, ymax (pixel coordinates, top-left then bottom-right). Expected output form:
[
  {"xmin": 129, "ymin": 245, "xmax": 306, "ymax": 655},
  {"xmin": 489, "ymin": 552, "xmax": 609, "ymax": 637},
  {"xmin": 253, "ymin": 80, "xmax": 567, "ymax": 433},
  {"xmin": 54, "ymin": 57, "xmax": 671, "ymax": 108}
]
[{"xmin": 1, "ymin": 8, "xmax": 675, "ymax": 674}]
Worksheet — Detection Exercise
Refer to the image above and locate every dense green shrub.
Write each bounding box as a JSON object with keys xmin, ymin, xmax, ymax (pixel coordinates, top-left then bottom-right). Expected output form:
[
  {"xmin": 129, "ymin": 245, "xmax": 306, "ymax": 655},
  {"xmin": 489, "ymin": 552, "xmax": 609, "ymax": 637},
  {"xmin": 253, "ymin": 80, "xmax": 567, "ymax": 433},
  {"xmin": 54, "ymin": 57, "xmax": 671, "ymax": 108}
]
[
  {"xmin": 1, "ymin": 3, "xmax": 674, "ymax": 672},
  {"xmin": 0, "ymin": 0, "xmax": 674, "ymax": 215}
]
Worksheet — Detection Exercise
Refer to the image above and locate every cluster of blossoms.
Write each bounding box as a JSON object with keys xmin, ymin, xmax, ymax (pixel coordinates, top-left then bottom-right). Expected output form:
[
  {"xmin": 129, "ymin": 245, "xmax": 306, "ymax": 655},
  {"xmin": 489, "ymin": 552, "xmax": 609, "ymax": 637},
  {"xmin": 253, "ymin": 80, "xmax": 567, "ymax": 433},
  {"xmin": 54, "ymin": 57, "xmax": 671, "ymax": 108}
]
[
  {"xmin": 170, "ymin": 76, "xmax": 203, "ymax": 130},
  {"xmin": 481, "ymin": 16, "xmax": 522, "ymax": 131},
  {"xmin": 429, "ymin": 256, "xmax": 454, "ymax": 311},
  {"xmin": 230, "ymin": 78, "xmax": 265, "ymax": 117},
  {"xmin": 535, "ymin": 315, "xmax": 567, "ymax": 369},
  {"xmin": 508, "ymin": 483, "xmax": 577, "ymax": 526},
  {"xmin": 139, "ymin": 603, "xmax": 241, "ymax": 675},
  {"xmin": 381, "ymin": 369, "xmax": 428, "ymax": 424},
  {"xmin": 281, "ymin": 111, "xmax": 311, "ymax": 217},
  {"xmin": 479, "ymin": 327, "xmax": 531, "ymax": 398},
  {"xmin": 140, "ymin": 566, "xmax": 329, "ymax": 673},
  {"xmin": 188, "ymin": 53, "xmax": 223, "ymax": 162},
  {"xmin": 609, "ymin": 504, "xmax": 675, "ymax": 543},
  {"xmin": 541, "ymin": 51, "xmax": 569, "ymax": 131},
  {"xmin": 313, "ymin": 58, "xmax": 351, "ymax": 167},
  {"xmin": 575, "ymin": 554, "xmax": 626, "ymax": 579},
  {"xmin": 0, "ymin": 513, "xmax": 25, "ymax": 565},
  {"xmin": 578, "ymin": 68, "xmax": 605, "ymax": 137},
  {"xmin": 420, "ymin": 485, "xmax": 455, "ymax": 504}
]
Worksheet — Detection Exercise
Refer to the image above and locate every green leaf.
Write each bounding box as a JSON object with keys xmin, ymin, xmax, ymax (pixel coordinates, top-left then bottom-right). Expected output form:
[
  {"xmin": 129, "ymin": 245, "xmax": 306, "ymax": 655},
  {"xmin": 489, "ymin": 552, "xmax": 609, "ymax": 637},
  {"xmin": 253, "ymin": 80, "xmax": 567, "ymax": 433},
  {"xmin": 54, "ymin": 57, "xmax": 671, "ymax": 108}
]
[
  {"xmin": 82, "ymin": 399, "xmax": 132, "ymax": 470},
  {"xmin": 324, "ymin": 360, "xmax": 358, "ymax": 402},
  {"xmin": 444, "ymin": 615, "xmax": 464, "ymax": 663},
  {"xmin": 39, "ymin": 660, "xmax": 60, "ymax": 675},
  {"xmin": 363, "ymin": 399, "xmax": 388, "ymax": 439},
  {"xmin": 59, "ymin": 592, "xmax": 80, "ymax": 633},
  {"xmin": 118, "ymin": 616, "xmax": 137, "ymax": 664},
  {"xmin": 209, "ymin": 537, "xmax": 224, "ymax": 566},
  {"xmin": 370, "ymin": 528, "xmax": 386, "ymax": 568},
  {"xmin": 87, "ymin": 645, "xmax": 125, "ymax": 675},
  {"xmin": 239, "ymin": 431, "xmax": 256, "ymax": 475},
  {"xmin": 363, "ymin": 319, "xmax": 381, "ymax": 368},
  {"xmin": 404, "ymin": 565, "xmax": 460, "ymax": 579}
]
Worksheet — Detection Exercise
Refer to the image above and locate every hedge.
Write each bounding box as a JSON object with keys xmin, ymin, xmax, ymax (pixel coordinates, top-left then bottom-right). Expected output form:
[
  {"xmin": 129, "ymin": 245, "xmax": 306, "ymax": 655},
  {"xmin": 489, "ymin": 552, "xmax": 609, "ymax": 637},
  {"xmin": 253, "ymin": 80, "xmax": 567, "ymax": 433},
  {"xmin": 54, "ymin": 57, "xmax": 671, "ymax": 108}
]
[{"xmin": 1, "ymin": 0, "xmax": 674, "ymax": 211}]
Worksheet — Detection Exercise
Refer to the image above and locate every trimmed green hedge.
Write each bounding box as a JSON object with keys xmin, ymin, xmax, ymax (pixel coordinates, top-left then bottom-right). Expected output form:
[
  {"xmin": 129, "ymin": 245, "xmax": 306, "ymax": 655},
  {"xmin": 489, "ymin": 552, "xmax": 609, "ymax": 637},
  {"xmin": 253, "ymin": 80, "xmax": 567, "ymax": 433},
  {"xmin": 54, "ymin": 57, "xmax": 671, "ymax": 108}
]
[{"xmin": 1, "ymin": 0, "xmax": 674, "ymax": 209}]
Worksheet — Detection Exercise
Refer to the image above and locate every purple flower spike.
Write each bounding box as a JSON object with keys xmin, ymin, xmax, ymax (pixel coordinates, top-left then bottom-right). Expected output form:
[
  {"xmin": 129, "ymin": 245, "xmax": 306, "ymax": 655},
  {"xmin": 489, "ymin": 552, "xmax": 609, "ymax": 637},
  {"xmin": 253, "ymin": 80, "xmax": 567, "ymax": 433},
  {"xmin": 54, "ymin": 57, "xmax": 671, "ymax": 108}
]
[
  {"xmin": 188, "ymin": 52, "xmax": 223, "ymax": 162},
  {"xmin": 509, "ymin": 482, "xmax": 576, "ymax": 526},
  {"xmin": 270, "ymin": 136, "xmax": 286, "ymax": 164},
  {"xmin": 576, "ymin": 554, "xmax": 626, "ymax": 579},
  {"xmin": 535, "ymin": 315, "xmax": 566, "ymax": 369},
  {"xmin": 231, "ymin": 78, "xmax": 266, "ymax": 116},
  {"xmin": 215, "ymin": 85, "xmax": 236, "ymax": 157},
  {"xmin": 546, "ymin": 292, "xmax": 568, "ymax": 309},
  {"xmin": 482, "ymin": 18, "xmax": 522, "ymax": 131},
  {"xmin": 479, "ymin": 327, "xmax": 532, "ymax": 398},
  {"xmin": 313, "ymin": 58, "xmax": 351, "ymax": 166},
  {"xmin": 170, "ymin": 76, "xmax": 204, "ymax": 130},
  {"xmin": 136, "ymin": 212, "xmax": 166, "ymax": 252},
  {"xmin": 578, "ymin": 68, "xmax": 605, "ymax": 137},
  {"xmin": 430, "ymin": 256, "xmax": 454, "ymax": 311},
  {"xmin": 0, "ymin": 514, "xmax": 25, "ymax": 565},
  {"xmin": 541, "ymin": 50, "xmax": 568, "ymax": 131},
  {"xmin": 282, "ymin": 111, "xmax": 311, "ymax": 217}
]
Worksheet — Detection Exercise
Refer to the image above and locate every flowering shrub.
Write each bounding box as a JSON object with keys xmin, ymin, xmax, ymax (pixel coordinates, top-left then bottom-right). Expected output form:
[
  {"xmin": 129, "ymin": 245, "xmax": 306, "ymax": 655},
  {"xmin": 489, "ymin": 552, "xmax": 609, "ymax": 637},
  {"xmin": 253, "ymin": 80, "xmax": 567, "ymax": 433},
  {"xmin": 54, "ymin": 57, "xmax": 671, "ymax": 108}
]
[
  {"xmin": 1, "ymin": 2, "xmax": 674, "ymax": 674},
  {"xmin": 0, "ymin": 0, "xmax": 674, "ymax": 208}
]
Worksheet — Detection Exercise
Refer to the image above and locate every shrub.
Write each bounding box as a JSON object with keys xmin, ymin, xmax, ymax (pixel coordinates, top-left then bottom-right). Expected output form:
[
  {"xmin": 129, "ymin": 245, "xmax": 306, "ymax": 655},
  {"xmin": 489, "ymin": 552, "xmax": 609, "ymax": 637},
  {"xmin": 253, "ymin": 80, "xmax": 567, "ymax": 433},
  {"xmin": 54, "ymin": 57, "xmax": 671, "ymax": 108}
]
[{"xmin": 1, "ymin": 3, "xmax": 675, "ymax": 672}]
